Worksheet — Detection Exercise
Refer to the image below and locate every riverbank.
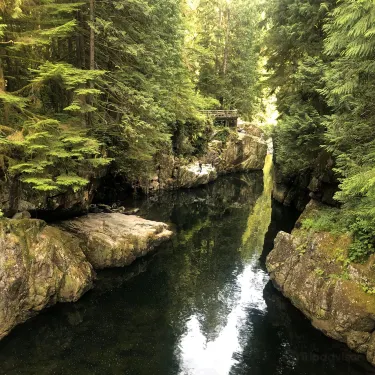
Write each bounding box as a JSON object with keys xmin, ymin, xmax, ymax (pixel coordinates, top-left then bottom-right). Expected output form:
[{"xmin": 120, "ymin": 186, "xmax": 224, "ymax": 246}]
[
  {"xmin": 267, "ymin": 200, "xmax": 375, "ymax": 367},
  {"xmin": 0, "ymin": 124, "xmax": 267, "ymax": 341},
  {"xmin": 0, "ymin": 172, "xmax": 372, "ymax": 375},
  {"xmin": 0, "ymin": 214, "xmax": 173, "ymax": 341}
]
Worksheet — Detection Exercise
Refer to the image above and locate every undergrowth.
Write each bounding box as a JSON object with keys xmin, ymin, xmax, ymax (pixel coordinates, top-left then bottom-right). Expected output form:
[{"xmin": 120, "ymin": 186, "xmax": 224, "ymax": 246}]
[{"xmin": 302, "ymin": 206, "xmax": 375, "ymax": 263}]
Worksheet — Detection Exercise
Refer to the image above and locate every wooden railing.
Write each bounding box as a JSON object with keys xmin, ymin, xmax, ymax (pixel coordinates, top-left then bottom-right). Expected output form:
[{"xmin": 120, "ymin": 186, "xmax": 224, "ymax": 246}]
[{"xmin": 199, "ymin": 110, "xmax": 239, "ymax": 118}]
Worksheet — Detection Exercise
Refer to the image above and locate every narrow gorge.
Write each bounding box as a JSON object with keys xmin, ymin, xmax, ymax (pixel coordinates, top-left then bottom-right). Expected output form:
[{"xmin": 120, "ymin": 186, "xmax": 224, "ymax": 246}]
[{"xmin": 2, "ymin": 0, "xmax": 375, "ymax": 374}]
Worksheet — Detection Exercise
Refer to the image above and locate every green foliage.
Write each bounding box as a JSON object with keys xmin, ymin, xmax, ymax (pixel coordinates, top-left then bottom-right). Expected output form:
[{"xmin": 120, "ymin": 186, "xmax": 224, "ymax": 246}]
[
  {"xmin": 302, "ymin": 206, "xmax": 375, "ymax": 263},
  {"xmin": 347, "ymin": 217, "xmax": 375, "ymax": 263},
  {"xmin": 0, "ymin": 0, "xmax": 265, "ymax": 203},
  {"xmin": 185, "ymin": 0, "xmax": 263, "ymax": 118},
  {"xmin": 0, "ymin": 92, "xmax": 27, "ymax": 108},
  {"xmin": 265, "ymin": 0, "xmax": 334, "ymax": 176},
  {"xmin": 31, "ymin": 62, "xmax": 105, "ymax": 89},
  {"xmin": 265, "ymin": 0, "xmax": 375, "ymax": 263},
  {"xmin": 321, "ymin": 0, "xmax": 375, "ymax": 261},
  {"xmin": 314, "ymin": 267, "xmax": 325, "ymax": 277},
  {"xmin": 360, "ymin": 282, "xmax": 375, "ymax": 295},
  {"xmin": 6, "ymin": 119, "xmax": 111, "ymax": 192},
  {"xmin": 212, "ymin": 127, "xmax": 235, "ymax": 144},
  {"xmin": 302, "ymin": 206, "xmax": 342, "ymax": 233}
]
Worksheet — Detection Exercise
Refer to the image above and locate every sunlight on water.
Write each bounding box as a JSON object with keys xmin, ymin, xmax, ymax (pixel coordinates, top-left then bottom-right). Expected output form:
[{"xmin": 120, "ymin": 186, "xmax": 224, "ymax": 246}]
[
  {"xmin": 179, "ymin": 258, "xmax": 268, "ymax": 375},
  {"xmin": 178, "ymin": 155, "xmax": 273, "ymax": 375},
  {"xmin": 241, "ymin": 154, "xmax": 273, "ymax": 255}
]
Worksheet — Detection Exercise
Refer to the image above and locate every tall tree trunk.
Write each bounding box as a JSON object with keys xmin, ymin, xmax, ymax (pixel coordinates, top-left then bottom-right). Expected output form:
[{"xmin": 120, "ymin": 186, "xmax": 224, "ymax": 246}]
[
  {"xmin": 223, "ymin": 7, "xmax": 230, "ymax": 77},
  {"xmin": 222, "ymin": 7, "xmax": 230, "ymax": 109},
  {"xmin": 76, "ymin": 10, "xmax": 86, "ymax": 69},
  {"xmin": 87, "ymin": 0, "xmax": 95, "ymax": 127},
  {"xmin": 89, "ymin": 0, "xmax": 95, "ymax": 71},
  {"xmin": 0, "ymin": 59, "xmax": 5, "ymax": 91},
  {"xmin": 0, "ymin": 58, "xmax": 10, "ymax": 123},
  {"xmin": 216, "ymin": 6, "xmax": 223, "ymax": 76}
]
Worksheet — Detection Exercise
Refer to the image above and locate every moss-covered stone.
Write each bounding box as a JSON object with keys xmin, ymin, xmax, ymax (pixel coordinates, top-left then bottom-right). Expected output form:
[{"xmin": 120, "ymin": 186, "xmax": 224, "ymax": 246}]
[
  {"xmin": 266, "ymin": 200, "xmax": 375, "ymax": 367},
  {"xmin": 0, "ymin": 219, "xmax": 95, "ymax": 340}
]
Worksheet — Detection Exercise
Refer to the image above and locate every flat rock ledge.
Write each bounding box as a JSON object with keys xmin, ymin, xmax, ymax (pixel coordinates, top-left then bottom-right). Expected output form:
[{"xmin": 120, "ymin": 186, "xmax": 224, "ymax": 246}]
[
  {"xmin": 0, "ymin": 219, "xmax": 95, "ymax": 341},
  {"xmin": 266, "ymin": 201, "xmax": 375, "ymax": 367},
  {"xmin": 58, "ymin": 213, "xmax": 173, "ymax": 269}
]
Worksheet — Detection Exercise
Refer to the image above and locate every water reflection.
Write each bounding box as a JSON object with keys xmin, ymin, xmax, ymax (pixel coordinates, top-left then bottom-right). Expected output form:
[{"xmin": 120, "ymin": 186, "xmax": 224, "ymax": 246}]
[
  {"xmin": 0, "ymin": 167, "xmax": 373, "ymax": 375},
  {"xmin": 178, "ymin": 157, "xmax": 273, "ymax": 375},
  {"xmin": 179, "ymin": 258, "xmax": 268, "ymax": 375}
]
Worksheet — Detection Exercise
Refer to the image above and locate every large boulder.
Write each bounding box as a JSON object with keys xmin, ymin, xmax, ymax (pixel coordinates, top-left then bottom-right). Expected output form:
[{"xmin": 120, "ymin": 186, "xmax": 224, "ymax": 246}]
[
  {"xmin": 266, "ymin": 201, "xmax": 375, "ymax": 366},
  {"xmin": 0, "ymin": 219, "xmax": 95, "ymax": 340},
  {"xmin": 176, "ymin": 163, "xmax": 217, "ymax": 189},
  {"xmin": 58, "ymin": 213, "xmax": 173, "ymax": 269},
  {"xmin": 204, "ymin": 128, "xmax": 267, "ymax": 173}
]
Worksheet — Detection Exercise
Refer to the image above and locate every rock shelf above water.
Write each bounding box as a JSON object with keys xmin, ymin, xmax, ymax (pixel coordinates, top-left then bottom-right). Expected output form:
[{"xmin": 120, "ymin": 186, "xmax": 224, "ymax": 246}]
[
  {"xmin": 57, "ymin": 213, "xmax": 173, "ymax": 269},
  {"xmin": 266, "ymin": 200, "xmax": 375, "ymax": 366},
  {"xmin": 0, "ymin": 213, "xmax": 173, "ymax": 340}
]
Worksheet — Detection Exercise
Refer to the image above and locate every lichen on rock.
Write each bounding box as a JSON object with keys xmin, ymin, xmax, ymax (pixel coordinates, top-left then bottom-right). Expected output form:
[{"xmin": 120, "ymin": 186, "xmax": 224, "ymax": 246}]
[
  {"xmin": 0, "ymin": 219, "xmax": 95, "ymax": 340},
  {"xmin": 266, "ymin": 200, "xmax": 375, "ymax": 366}
]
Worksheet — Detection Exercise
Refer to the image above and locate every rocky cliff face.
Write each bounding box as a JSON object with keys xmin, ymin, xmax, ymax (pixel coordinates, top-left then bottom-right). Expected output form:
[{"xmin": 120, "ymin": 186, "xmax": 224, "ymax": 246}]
[
  {"xmin": 0, "ymin": 171, "xmax": 105, "ymax": 219},
  {"xmin": 0, "ymin": 219, "xmax": 95, "ymax": 340},
  {"xmin": 266, "ymin": 201, "xmax": 375, "ymax": 366},
  {"xmin": 272, "ymin": 151, "xmax": 339, "ymax": 211},
  {"xmin": 147, "ymin": 124, "xmax": 267, "ymax": 192},
  {"xmin": 203, "ymin": 125, "xmax": 267, "ymax": 173},
  {"xmin": 58, "ymin": 213, "xmax": 173, "ymax": 269}
]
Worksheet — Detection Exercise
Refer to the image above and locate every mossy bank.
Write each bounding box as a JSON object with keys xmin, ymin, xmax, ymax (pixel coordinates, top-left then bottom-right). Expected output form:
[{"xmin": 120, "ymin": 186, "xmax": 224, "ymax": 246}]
[{"xmin": 267, "ymin": 200, "xmax": 375, "ymax": 366}]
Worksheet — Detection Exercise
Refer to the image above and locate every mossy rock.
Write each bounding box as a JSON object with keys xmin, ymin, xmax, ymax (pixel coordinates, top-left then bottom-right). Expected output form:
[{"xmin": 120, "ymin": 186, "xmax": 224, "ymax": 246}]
[
  {"xmin": 0, "ymin": 218, "xmax": 95, "ymax": 340},
  {"xmin": 266, "ymin": 201, "xmax": 375, "ymax": 367}
]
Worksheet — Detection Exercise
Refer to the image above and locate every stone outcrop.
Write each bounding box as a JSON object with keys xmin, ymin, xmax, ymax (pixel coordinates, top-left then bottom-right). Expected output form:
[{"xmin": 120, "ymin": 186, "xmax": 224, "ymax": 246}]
[
  {"xmin": 0, "ymin": 213, "xmax": 172, "ymax": 339},
  {"xmin": 203, "ymin": 126, "xmax": 267, "ymax": 173},
  {"xmin": 58, "ymin": 213, "xmax": 173, "ymax": 269},
  {"xmin": 0, "ymin": 219, "xmax": 95, "ymax": 340},
  {"xmin": 266, "ymin": 200, "xmax": 375, "ymax": 366},
  {"xmin": 272, "ymin": 150, "xmax": 339, "ymax": 211},
  {"xmin": 175, "ymin": 163, "xmax": 217, "ymax": 189},
  {"xmin": 146, "ymin": 124, "xmax": 267, "ymax": 192},
  {"xmin": 0, "ymin": 168, "xmax": 106, "ymax": 218}
]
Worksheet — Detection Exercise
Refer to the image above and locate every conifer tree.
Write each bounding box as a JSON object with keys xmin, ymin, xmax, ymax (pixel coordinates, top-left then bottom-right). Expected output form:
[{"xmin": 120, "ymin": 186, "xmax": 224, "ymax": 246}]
[
  {"xmin": 322, "ymin": 0, "xmax": 375, "ymax": 259},
  {"xmin": 265, "ymin": 0, "xmax": 334, "ymax": 176}
]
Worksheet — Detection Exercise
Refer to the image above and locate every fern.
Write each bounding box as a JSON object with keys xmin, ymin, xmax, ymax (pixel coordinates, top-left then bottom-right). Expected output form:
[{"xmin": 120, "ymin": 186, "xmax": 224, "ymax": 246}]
[
  {"xmin": 56, "ymin": 175, "xmax": 89, "ymax": 192},
  {"xmin": 31, "ymin": 62, "xmax": 106, "ymax": 90}
]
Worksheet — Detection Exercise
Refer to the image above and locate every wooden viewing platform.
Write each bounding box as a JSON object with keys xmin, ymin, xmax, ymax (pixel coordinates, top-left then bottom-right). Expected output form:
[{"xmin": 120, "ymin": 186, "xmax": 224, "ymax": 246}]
[{"xmin": 200, "ymin": 110, "xmax": 239, "ymax": 127}]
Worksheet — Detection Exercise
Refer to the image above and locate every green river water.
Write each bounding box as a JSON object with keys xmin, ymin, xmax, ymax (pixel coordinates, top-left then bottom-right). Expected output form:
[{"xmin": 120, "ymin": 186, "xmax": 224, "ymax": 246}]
[{"xmin": 0, "ymin": 164, "xmax": 374, "ymax": 375}]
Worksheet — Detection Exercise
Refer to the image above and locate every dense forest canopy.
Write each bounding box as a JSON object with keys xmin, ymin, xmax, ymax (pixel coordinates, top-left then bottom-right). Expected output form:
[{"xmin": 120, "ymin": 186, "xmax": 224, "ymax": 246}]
[
  {"xmin": 0, "ymin": 0, "xmax": 262, "ymax": 193},
  {"xmin": 266, "ymin": 0, "xmax": 375, "ymax": 261},
  {"xmin": 2, "ymin": 0, "xmax": 375, "ymax": 261}
]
